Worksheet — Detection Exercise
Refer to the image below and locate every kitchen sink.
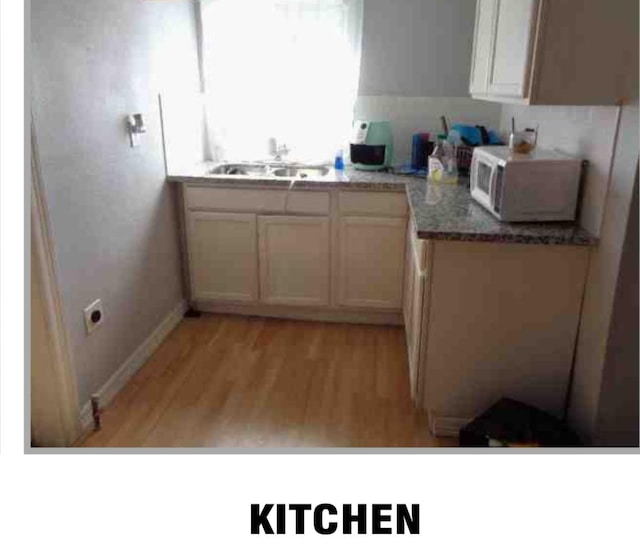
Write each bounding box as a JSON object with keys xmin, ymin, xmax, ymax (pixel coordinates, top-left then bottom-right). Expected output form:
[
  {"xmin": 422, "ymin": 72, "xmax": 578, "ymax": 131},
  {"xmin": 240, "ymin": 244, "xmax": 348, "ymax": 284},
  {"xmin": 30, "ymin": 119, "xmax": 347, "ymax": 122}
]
[
  {"xmin": 209, "ymin": 162, "xmax": 330, "ymax": 179},
  {"xmin": 208, "ymin": 163, "xmax": 271, "ymax": 176},
  {"xmin": 272, "ymin": 166, "xmax": 330, "ymax": 178}
]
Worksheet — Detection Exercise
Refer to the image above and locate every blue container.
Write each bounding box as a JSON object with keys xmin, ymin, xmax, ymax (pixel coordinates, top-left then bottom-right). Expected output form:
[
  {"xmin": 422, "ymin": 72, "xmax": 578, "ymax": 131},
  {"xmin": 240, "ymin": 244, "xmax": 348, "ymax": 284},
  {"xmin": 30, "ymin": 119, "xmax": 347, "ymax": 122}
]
[{"xmin": 411, "ymin": 133, "xmax": 431, "ymax": 170}]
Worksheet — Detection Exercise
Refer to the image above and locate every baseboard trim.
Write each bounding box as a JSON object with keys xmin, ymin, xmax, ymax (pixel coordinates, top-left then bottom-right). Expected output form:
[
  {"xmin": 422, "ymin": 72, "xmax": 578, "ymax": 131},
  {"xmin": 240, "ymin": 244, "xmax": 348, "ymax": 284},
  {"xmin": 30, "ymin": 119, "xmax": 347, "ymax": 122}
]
[
  {"xmin": 80, "ymin": 299, "xmax": 188, "ymax": 430},
  {"xmin": 194, "ymin": 300, "xmax": 404, "ymax": 326},
  {"xmin": 428, "ymin": 411, "xmax": 472, "ymax": 438}
]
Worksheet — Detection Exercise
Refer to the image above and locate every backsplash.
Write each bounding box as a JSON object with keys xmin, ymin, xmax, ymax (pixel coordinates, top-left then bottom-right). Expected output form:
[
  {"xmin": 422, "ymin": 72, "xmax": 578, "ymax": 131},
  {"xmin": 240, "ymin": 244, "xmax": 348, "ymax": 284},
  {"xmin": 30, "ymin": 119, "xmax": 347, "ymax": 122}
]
[
  {"xmin": 355, "ymin": 96, "xmax": 502, "ymax": 166},
  {"xmin": 500, "ymin": 105, "xmax": 621, "ymax": 237}
]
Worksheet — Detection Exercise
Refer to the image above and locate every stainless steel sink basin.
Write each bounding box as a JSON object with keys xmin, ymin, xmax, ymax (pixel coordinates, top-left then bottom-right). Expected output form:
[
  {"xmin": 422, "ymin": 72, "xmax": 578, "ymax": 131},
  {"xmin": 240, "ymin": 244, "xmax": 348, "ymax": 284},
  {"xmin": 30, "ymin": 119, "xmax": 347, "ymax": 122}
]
[
  {"xmin": 272, "ymin": 166, "xmax": 330, "ymax": 178},
  {"xmin": 209, "ymin": 163, "xmax": 271, "ymax": 176},
  {"xmin": 208, "ymin": 162, "xmax": 330, "ymax": 179}
]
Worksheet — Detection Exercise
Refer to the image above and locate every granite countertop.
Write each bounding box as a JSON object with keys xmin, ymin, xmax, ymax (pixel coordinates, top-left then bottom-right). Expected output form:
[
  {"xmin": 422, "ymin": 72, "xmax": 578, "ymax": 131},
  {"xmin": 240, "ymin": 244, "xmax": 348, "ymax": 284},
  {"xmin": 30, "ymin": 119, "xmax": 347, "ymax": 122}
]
[
  {"xmin": 405, "ymin": 179, "xmax": 597, "ymax": 246},
  {"xmin": 169, "ymin": 162, "xmax": 597, "ymax": 246}
]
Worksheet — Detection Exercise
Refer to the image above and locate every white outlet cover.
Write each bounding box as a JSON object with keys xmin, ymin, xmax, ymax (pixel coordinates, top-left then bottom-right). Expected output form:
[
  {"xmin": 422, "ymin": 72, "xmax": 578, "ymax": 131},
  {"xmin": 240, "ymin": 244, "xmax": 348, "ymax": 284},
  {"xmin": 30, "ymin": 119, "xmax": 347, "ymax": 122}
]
[{"xmin": 83, "ymin": 299, "xmax": 104, "ymax": 335}]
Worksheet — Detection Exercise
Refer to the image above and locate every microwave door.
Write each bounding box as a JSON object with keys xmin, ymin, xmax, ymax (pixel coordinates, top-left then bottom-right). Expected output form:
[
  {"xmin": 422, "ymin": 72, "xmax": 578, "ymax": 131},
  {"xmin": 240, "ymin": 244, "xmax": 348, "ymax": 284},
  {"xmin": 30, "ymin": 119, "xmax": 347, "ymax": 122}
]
[{"xmin": 473, "ymin": 158, "xmax": 496, "ymax": 210}]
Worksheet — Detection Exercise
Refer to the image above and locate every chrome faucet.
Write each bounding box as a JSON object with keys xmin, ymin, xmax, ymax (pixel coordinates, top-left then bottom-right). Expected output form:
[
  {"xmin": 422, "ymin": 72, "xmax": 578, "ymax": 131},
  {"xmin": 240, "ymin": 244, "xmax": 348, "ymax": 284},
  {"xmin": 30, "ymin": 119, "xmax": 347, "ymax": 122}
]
[{"xmin": 268, "ymin": 137, "xmax": 290, "ymax": 161}]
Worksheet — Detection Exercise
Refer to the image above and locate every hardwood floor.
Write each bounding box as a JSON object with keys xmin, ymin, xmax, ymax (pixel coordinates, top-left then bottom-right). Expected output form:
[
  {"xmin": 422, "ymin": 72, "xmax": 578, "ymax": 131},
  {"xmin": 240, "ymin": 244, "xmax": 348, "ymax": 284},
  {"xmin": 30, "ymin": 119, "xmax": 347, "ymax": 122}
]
[{"xmin": 80, "ymin": 314, "xmax": 456, "ymax": 448}]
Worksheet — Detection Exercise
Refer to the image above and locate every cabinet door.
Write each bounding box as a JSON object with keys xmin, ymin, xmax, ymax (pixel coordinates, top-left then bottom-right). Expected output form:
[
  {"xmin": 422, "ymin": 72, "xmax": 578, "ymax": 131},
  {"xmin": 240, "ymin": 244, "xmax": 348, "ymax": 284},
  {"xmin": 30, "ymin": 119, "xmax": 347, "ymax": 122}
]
[
  {"xmin": 258, "ymin": 216, "xmax": 330, "ymax": 306},
  {"xmin": 469, "ymin": 0, "xmax": 498, "ymax": 95},
  {"xmin": 187, "ymin": 211, "xmax": 258, "ymax": 302},
  {"xmin": 403, "ymin": 222, "xmax": 419, "ymax": 401},
  {"xmin": 487, "ymin": 0, "xmax": 538, "ymax": 98},
  {"xmin": 407, "ymin": 255, "xmax": 425, "ymax": 401},
  {"xmin": 404, "ymin": 225, "xmax": 431, "ymax": 403},
  {"xmin": 338, "ymin": 216, "xmax": 406, "ymax": 310},
  {"xmin": 403, "ymin": 221, "xmax": 416, "ymax": 329}
]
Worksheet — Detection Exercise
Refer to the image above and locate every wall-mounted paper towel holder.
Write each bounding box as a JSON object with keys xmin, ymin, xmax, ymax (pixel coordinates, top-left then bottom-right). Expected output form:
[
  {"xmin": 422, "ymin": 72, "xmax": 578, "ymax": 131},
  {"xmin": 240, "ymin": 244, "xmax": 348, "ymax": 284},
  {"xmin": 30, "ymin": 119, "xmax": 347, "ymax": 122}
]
[{"xmin": 126, "ymin": 113, "xmax": 146, "ymax": 147}]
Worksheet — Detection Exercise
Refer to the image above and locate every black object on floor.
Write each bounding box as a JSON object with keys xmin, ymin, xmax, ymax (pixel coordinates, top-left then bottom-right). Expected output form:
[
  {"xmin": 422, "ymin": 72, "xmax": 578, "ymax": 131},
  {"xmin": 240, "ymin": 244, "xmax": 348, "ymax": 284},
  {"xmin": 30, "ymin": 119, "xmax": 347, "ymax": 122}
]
[{"xmin": 460, "ymin": 398, "xmax": 582, "ymax": 447}]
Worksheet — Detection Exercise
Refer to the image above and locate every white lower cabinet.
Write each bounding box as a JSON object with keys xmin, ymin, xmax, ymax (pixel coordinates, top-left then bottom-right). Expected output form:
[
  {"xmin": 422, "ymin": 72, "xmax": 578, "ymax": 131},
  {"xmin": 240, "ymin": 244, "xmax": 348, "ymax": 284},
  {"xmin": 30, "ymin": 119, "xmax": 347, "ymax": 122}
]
[
  {"xmin": 257, "ymin": 215, "xmax": 330, "ymax": 306},
  {"xmin": 407, "ymin": 234, "xmax": 591, "ymax": 436},
  {"xmin": 337, "ymin": 216, "xmax": 406, "ymax": 310},
  {"xmin": 187, "ymin": 211, "xmax": 259, "ymax": 302},
  {"xmin": 183, "ymin": 184, "xmax": 406, "ymax": 320}
]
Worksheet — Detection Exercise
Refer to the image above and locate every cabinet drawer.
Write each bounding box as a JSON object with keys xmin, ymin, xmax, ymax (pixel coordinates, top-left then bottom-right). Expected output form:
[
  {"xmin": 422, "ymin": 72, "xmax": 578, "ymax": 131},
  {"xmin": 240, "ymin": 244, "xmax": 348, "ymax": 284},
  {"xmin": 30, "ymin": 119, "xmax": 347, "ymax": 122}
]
[
  {"xmin": 185, "ymin": 186, "xmax": 286, "ymax": 213},
  {"xmin": 285, "ymin": 191, "xmax": 329, "ymax": 215},
  {"xmin": 338, "ymin": 191, "xmax": 408, "ymax": 217}
]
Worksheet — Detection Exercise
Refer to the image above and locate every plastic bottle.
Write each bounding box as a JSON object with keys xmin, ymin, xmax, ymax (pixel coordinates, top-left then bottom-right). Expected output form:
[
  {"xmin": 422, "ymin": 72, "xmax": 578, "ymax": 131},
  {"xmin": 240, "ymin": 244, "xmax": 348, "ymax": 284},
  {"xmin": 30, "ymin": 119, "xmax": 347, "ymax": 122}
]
[
  {"xmin": 428, "ymin": 134, "xmax": 458, "ymax": 184},
  {"xmin": 334, "ymin": 149, "xmax": 345, "ymax": 171},
  {"xmin": 428, "ymin": 134, "xmax": 446, "ymax": 182},
  {"xmin": 443, "ymin": 138, "xmax": 458, "ymax": 182}
]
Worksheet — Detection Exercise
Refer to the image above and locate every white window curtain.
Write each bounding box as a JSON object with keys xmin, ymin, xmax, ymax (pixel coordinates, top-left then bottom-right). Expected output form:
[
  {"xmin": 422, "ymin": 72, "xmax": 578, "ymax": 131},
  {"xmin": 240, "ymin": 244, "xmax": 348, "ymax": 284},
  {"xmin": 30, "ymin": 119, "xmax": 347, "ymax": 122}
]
[{"xmin": 198, "ymin": 0, "xmax": 363, "ymax": 163}]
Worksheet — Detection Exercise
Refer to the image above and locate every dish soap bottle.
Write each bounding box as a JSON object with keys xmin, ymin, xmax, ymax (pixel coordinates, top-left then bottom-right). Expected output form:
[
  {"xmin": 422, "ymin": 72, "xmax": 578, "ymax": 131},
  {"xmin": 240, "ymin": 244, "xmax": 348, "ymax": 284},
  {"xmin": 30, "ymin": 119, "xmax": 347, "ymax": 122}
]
[{"xmin": 334, "ymin": 148, "xmax": 345, "ymax": 178}]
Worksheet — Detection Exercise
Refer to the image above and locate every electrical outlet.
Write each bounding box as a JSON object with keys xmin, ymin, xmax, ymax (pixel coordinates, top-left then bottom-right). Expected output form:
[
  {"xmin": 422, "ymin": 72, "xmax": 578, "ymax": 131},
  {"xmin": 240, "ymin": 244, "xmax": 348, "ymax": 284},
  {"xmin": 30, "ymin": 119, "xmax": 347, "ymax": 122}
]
[{"xmin": 83, "ymin": 299, "xmax": 104, "ymax": 335}]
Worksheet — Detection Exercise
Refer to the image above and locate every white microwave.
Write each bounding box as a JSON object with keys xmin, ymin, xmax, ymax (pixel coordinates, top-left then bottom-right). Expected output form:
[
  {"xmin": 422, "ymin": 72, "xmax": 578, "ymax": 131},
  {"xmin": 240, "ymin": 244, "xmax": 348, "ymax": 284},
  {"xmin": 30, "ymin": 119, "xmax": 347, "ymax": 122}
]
[{"xmin": 470, "ymin": 146, "xmax": 583, "ymax": 222}]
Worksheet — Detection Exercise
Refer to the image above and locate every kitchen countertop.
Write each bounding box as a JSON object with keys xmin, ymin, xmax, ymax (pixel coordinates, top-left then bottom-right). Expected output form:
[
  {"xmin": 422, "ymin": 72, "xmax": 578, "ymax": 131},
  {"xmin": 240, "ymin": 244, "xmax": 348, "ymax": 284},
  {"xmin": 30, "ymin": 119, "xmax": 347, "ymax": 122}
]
[
  {"xmin": 169, "ymin": 163, "xmax": 597, "ymax": 246},
  {"xmin": 405, "ymin": 180, "xmax": 597, "ymax": 246},
  {"xmin": 167, "ymin": 162, "xmax": 406, "ymax": 192}
]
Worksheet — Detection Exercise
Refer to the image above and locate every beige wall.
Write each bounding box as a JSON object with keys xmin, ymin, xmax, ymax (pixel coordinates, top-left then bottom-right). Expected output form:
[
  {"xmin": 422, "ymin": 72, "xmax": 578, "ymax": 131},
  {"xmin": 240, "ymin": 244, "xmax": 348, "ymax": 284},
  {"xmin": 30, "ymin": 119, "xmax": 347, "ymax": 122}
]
[
  {"xmin": 358, "ymin": 0, "xmax": 477, "ymax": 97},
  {"xmin": 31, "ymin": 0, "xmax": 201, "ymax": 405}
]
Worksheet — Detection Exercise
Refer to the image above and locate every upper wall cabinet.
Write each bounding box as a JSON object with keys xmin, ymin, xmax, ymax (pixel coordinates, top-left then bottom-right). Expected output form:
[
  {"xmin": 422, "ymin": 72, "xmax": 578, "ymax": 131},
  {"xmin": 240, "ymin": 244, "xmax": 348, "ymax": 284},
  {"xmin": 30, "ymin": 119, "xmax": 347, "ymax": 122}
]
[{"xmin": 469, "ymin": 0, "xmax": 638, "ymax": 105}]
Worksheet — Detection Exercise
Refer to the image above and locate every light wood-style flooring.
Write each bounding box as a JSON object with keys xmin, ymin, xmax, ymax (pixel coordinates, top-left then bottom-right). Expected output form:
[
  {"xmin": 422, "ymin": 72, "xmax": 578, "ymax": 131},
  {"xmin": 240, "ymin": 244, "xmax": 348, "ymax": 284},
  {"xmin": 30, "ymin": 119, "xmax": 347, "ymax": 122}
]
[{"xmin": 80, "ymin": 314, "xmax": 456, "ymax": 448}]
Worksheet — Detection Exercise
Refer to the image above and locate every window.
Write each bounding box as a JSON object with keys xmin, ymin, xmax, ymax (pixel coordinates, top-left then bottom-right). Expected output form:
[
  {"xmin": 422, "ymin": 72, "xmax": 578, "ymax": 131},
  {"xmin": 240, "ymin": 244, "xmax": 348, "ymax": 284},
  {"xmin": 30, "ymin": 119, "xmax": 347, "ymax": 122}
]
[{"xmin": 199, "ymin": 0, "xmax": 363, "ymax": 163}]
